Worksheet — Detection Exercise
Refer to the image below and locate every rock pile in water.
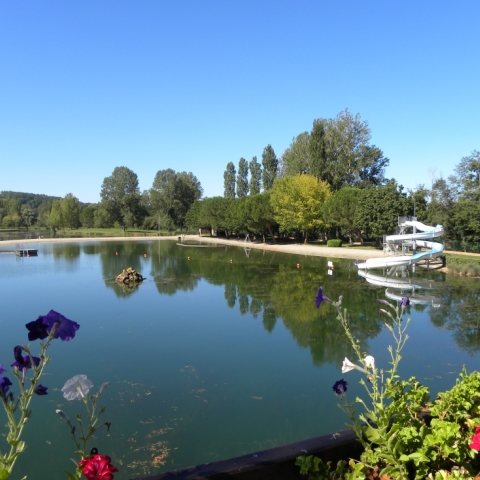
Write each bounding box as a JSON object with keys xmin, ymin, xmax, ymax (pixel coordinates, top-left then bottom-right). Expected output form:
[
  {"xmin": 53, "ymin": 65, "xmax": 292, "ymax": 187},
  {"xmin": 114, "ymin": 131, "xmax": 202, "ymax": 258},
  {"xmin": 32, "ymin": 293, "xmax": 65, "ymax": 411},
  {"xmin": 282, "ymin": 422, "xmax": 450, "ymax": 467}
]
[{"xmin": 116, "ymin": 267, "xmax": 145, "ymax": 285}]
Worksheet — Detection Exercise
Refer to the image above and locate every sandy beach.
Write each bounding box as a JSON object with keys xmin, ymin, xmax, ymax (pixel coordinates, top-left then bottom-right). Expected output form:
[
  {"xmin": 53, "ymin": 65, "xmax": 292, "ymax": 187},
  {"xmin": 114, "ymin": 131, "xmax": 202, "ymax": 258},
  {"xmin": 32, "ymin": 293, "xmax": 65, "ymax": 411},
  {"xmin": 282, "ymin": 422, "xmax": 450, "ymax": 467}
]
[{"xmin": 0, "ymin": 234, "xmax": 386, "ymax": 261}]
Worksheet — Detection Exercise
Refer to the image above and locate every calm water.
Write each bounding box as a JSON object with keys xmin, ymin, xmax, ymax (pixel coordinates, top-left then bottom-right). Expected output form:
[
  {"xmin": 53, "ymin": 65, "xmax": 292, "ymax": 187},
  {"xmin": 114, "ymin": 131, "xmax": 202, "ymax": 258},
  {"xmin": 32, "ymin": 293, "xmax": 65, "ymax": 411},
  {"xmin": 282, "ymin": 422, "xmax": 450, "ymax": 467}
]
[{"xmin": 0, "ymin": 240, "xmax": 479, "ymax": 480}]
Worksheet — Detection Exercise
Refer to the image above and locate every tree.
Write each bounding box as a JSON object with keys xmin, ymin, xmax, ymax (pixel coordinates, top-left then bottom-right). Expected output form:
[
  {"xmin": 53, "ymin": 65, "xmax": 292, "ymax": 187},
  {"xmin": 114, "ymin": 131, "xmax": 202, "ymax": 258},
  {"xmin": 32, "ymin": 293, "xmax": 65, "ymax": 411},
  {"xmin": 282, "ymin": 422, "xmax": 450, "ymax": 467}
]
[
  {"xmin": 48, "ymin": 199, "xmax": 65, "ymax": 231},
  {"xmin": 282, "ymin": 110, "xmax": 389, "ymax": 191},
  {"xmin": 261, "ymin": 145, "xmax": 278, "ymax": 191},
  {"xmin": 249, "ymin": 157, "xmax": 262, "ymax": 195},
  {"xmin": 270, "ymin": 174, "xmax": 331, "ymax": 243},
  {"xmin": 308, "ymin": 120, "xmax": 328, "ymax": 180},
  {"xmin": 80, "ymin": 204, "xmax": 97, "ymax": 228},
  {"xmin": 281, "ymin": 132, "xmax": 310, "ymax": 177},
  {"xmin": 150, "ymin": 169, "xmax": 203, "ymax": 229},
  {"xmin": 100, "ymin": 167, "xmax": 143, "ymax": 228},
  {"xmin": 354, "ymin": 180, "xmax": 408, "ymax": 244},
  {"xmin": 20, "ymin": 205, "xmax": 35, "ymax": 227},
  {"xmin": 236, "ymin": 158, "xmax": 249, "ymax": 198},
  {"xmin": 451, "ymin": 150, "xmax": 480, "ymax": 197},
  {"xmin": 62, "ymin": 193, "xmax": 81, "ymax": 229},
  {"xmin": 223, "ymin": 162, "xmax": 236, "ymax": 198},
  {"xmin": 322, "ymin": 187, "xmax": 363, "ymax": 244},
  {"xmin": 242, "ymin": 192, "xmax": 277, "ymax": 243}
]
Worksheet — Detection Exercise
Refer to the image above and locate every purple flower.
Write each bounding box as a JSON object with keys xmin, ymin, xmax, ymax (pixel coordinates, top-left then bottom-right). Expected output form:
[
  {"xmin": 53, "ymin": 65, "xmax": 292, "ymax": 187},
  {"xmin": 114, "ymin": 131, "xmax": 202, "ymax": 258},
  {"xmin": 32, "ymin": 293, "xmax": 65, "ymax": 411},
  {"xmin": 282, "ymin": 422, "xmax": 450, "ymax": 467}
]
[
  {"xmin": 25, "ymin": 317, "xmax": 49, "ymax": 341},
  {"xmin": 39, "ymin": 310, "xmax": 80, "ymax": 341},
  {"xmin": 315, "ymin": 287, "xmax": 332, "ymax": 309},
  {"xmin": 34, "ymin": 384, "xmax": 48, "ymax": 395},
  {"xmin": 0, "ymin": 365, "xmax": 5, "ymax": 375},
  {"xmin": 332, "ymin": 379, "xmax": 348, "ymax": 395},
  {"xmin": 11, "ymin": 345, "xmax": 40, "ymax": 370},
  {"xmin": 400, "ymin": 297, "xmax": 410, "ymax": 307},
  {"xmin": 0, "ymin": 377, "xmax": 12, "ymax": 399}
]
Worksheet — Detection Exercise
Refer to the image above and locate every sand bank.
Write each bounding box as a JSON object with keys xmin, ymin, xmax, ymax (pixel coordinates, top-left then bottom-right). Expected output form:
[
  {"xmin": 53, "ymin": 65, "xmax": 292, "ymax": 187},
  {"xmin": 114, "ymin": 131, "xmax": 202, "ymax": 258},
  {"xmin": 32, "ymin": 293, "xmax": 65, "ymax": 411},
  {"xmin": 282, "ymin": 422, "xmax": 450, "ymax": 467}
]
[{"xmin": 0, "ymin": 234, "xmax": 385, "ymax": 261}]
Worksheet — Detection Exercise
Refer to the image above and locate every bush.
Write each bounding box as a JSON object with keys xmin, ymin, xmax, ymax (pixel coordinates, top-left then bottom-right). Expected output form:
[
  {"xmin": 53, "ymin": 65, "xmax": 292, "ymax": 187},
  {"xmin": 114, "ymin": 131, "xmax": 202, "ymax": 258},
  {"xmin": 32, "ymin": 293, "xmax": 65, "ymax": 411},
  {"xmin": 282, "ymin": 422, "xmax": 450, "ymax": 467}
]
[{"xmin": 327, "ymin": 239, "xmax": 342, "ymax": 247}]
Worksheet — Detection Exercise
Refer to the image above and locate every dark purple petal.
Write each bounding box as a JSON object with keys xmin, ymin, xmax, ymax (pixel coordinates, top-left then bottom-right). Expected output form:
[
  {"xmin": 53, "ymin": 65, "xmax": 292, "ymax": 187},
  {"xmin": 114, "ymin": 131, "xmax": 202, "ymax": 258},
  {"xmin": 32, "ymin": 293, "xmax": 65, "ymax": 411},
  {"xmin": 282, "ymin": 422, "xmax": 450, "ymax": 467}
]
[
  {"xmin": 11, "ymin": 346, "xmax": 40, "ymax": 370},
  {"xmin": 0, "ymin": 377, "xmax": 12, "ymax": 399},
  {"xmin": 34, "ymin": 384, "xmax": 48, "ymax": 395},
  {"xmin": 315, "ymin": 286, "xmax": 332, "ymax": 309},
  {"xmin": 0, "ymin": 364, "xmax": 5, "ymax": 376},
  {"xmin": 25, "ymin": 317, "xmax": 49, "ymax": 341},
  {"xmin": 332, "ymin": 379, "xmax": 348, "ymax": 395},
  {"xmin": 41, "ymin": 310, "xmax": 80, "ymax": 341},
  {"xmin": 400, "ymin": 297, "xmax": 410, "ymax": 307}
]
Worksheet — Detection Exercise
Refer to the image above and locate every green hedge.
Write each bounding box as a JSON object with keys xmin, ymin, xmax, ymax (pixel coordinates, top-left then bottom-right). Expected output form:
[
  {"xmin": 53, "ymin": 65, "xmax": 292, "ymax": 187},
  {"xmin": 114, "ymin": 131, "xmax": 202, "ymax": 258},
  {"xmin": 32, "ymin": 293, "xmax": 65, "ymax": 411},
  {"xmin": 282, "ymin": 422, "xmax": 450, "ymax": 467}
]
[{"xmin": 327, "ymin": 239, "xmax": 343, "ymax": 247}]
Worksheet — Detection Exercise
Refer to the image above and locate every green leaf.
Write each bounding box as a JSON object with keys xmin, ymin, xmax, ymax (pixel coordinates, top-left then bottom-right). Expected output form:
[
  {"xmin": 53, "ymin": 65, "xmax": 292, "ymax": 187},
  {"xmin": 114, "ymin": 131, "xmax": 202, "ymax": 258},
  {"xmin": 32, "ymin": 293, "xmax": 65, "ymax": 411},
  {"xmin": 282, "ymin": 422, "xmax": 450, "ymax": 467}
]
[
  {"xmin": 0, "ymin": 469, "xmax": 10, "ymax": 480},
  {"xmin": 64, "ymin": 471, "xmax": 78, "ymax": 480},
  {"xmin": 363, "ymin": 424, "xmax": 380, "ymax": 442}
]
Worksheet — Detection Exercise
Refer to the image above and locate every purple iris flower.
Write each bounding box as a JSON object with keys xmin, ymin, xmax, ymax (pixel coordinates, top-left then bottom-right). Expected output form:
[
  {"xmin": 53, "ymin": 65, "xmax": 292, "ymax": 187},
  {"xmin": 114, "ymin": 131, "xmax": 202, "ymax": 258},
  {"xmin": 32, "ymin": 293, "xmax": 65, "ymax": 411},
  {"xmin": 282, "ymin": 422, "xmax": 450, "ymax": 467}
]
[
  {"xmin": 0, "ymin": 364, "xmax": 5, "ymax": 375},
  {"xmin": 38, "ymin": 310, "xmax": 80, "ymax": 341},
  {"xmin": 332, "ymin": 379, "xmax": 348, "ymax": 395},
  {"xmin": 315, "ymin": 287, "xmax": 332, "ymax": 309},
  {"xmin": 11, "ymin": 345, "xmax": 40, "ymax": 370},
  {"xmin": 0, "ymin": 377, "xmax": 12, "ymax": 400},
  {"xmin": 400, "ymin": 297, "xmax": 410, "ymax": 307},
  {"xmin": 25, "ymin": 317, "xmax": 49, "ymax": 341},
  {"xmin": 34, "ymin": 384, "xmax": 48, "ymax": 395}
]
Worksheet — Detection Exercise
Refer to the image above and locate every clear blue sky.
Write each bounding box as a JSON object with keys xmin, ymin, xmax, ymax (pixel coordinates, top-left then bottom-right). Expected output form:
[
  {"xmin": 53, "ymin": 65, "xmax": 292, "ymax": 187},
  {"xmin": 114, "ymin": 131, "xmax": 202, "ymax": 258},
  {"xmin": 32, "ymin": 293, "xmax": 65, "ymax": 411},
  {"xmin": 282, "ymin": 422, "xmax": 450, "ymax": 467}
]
[{"xmin": 1, "ymin": 1, "xmax": 478, "ymax": 203}]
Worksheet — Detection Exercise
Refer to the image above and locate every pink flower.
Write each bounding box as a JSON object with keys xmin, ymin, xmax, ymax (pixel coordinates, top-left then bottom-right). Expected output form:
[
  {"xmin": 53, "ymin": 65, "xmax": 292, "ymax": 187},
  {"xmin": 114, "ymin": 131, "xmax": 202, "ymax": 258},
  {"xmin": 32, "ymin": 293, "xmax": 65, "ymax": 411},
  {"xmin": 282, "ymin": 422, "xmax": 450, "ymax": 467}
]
[
  {"xmin": 79, "ymin": 454, "xmax": 118, "ymax": 480},
  {"xmin": 469, "ymin": 426, "xmax": 480, "ymax": 451}
]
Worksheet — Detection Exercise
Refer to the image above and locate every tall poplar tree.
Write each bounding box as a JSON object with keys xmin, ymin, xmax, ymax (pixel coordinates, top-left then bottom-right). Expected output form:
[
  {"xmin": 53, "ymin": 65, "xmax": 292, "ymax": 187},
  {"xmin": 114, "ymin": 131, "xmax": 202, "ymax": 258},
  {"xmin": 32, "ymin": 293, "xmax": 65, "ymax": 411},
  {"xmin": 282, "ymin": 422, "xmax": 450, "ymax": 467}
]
[
  {"xmin": 261, "ymin": 145, "xmax": 278, "ymax": 191},
  {"xmin": 249, "ymin": 157, "xmax": 262, "ymax": 195},
  {"xmin": 224, "ymin": 162, "xmax": 236, "ymax": 198},
  {"xmin": 236, "ymin": 158, "xmax": 249, "ymax": 198},
  {"xmin": 308, "ymin": 119, "xmax": 328, "ymax": 181}
]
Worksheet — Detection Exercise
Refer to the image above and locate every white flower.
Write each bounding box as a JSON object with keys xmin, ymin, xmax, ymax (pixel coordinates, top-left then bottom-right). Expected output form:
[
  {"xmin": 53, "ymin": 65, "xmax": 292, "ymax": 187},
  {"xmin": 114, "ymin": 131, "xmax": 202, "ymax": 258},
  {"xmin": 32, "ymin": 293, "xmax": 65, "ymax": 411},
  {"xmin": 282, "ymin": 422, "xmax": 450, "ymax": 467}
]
[
  {"xmin": 363, "ymin": 355, "xmax": 376, "ymax": 369},
  {"xmin": 341, "ymin": 357, "xmax": 366, "ymax": 374},
  {"xmin": 61, "ymin": 375, "xmax": 93, "ymax": 401}
]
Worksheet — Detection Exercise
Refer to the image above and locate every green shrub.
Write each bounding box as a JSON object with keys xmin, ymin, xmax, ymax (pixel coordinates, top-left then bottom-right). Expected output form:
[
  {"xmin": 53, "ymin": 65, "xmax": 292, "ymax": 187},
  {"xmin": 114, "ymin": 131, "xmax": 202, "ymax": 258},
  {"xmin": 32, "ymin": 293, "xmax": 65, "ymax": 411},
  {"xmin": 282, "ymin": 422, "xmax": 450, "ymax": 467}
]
[{"xmin": 327, "ymin": 239, "xmax": 343, "ymax": 247}]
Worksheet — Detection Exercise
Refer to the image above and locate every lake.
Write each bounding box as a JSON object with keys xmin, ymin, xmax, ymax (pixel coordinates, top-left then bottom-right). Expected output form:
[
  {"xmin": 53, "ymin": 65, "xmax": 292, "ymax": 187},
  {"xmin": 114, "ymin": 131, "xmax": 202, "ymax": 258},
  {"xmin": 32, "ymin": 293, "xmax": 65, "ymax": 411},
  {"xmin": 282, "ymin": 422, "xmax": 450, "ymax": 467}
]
[{"xmin": 0, "ymin": 239, "xmax": 479, "ymax": 479}]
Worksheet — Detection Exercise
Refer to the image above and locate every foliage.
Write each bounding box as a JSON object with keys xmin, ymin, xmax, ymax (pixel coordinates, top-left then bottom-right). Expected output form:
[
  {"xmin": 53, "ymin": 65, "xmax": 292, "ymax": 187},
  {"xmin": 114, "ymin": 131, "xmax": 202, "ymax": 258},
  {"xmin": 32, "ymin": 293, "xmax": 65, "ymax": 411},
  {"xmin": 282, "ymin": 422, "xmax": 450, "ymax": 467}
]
[
  {"xmin": 100, "ymin": 166, "xmax": 143, "ymax": 228},
  {"xmin": 241, "ymin": 192, "xmax": 277, "ymax": 242},
  {"xmin": 281, "ymin": 132, "xmax": 310, "ymax": 177},
  {"xmin": 283, "ymin": 110, "xmax": 389, "ymax": 192},
  {"xmin": 261, "ymin": 144, "xmax": 278, "ymax": 191},
  {"xmin": 270, "ymin": 174, "xmax": 331, "ymax": 243},
  {"xmin": 327, "ymin": 239, "xmax": 342, "ymax": 247},
  {"xmin": 354, "ymin": 180, "xmax": 408, "ymax": 243},
  {"xmin": 150, "ymin": 169, "xmax": 203, "ymax": 229},
  {"xmin": 300, "ymin": 296, "xmax": 480, "ymax": 480},
  {"xmin": 223, "ymin": 162, "xmax": 236, "ymax": 198},
  {"xmin": 249, "ymin": 156, "xmax": 262, "ymax": 195},
  {"xmin": 322, "ymin": 187, "xmax": 363, "ymax": 244},
  {"xmin": 236, "ymin": 158, "xmax": 249, "ymax": 198}
]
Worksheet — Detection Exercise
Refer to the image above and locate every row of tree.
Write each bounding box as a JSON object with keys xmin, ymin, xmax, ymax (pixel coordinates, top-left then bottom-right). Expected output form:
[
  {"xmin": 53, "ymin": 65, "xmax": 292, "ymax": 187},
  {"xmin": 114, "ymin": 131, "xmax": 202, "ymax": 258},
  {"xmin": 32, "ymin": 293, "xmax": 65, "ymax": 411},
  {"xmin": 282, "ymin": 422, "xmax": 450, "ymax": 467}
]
[{"xmin": 222, "ymin": 109, "xmax": 389, "ymax": 199}]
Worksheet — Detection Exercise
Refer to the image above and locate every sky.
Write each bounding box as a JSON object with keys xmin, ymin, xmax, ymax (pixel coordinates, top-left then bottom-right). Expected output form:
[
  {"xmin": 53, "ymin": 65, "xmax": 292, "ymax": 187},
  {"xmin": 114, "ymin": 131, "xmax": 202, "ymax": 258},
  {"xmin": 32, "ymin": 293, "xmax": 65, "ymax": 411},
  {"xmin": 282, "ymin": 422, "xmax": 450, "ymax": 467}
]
[{"xmin": 1, "ymin": 1, "xmax": 479, "ymax": 204}]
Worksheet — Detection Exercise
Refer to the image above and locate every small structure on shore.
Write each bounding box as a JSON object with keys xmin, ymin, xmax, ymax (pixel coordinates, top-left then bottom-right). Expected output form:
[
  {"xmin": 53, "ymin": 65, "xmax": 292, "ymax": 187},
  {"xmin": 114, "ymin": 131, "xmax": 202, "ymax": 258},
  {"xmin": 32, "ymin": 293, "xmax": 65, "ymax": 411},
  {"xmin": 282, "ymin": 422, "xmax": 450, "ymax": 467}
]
[{"xmin": 116, "ymin": 267, "xmax": 145, "ymax": 285}]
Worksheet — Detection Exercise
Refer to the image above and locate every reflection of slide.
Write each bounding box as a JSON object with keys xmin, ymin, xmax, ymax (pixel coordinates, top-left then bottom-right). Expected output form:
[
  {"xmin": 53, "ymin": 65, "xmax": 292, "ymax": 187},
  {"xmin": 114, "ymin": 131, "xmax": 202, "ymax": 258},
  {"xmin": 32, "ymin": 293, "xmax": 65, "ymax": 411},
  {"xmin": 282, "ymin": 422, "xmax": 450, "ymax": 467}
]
[
  {"xmin": 357, "ymin": 270, "xmax": 426, "ymax": 290},
  {"xmin": 357, "ymin": 221, "xmax": 444, "ymax": 270},
  {"xmin": 385, "ymin": 288, "xmax": 442, "ymax": 307},
  {"xmin": 358, "ymin": 268, "xmax": 442, "ymax": 307}
]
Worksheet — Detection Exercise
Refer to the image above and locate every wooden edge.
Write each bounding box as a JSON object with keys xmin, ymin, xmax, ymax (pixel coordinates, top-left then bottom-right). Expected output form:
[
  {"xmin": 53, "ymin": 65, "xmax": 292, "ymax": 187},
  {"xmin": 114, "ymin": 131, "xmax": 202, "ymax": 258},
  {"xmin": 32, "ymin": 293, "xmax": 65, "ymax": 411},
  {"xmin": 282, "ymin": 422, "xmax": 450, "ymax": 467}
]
[{"xmin": 130, "ymin": 429, "xmax": 360, "ymax": 480}]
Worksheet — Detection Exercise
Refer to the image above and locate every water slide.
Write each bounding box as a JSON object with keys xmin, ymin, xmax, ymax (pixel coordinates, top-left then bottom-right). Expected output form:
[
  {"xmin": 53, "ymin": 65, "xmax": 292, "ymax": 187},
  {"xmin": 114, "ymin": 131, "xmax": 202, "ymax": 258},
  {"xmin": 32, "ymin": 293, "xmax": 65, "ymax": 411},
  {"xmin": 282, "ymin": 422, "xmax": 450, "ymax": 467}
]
[{"xmin": 356, "ymin": 221, "xmax": 444, "ymax": 270}]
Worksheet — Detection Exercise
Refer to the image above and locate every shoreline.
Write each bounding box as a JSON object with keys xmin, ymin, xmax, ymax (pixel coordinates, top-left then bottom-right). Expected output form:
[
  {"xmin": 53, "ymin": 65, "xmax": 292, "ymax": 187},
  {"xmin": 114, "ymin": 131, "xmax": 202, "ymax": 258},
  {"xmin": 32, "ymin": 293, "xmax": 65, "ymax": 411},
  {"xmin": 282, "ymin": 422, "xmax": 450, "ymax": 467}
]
[{"xmin": 0, "ymin": 234, "xmax": 386, "ymax": 261}]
